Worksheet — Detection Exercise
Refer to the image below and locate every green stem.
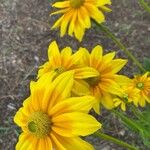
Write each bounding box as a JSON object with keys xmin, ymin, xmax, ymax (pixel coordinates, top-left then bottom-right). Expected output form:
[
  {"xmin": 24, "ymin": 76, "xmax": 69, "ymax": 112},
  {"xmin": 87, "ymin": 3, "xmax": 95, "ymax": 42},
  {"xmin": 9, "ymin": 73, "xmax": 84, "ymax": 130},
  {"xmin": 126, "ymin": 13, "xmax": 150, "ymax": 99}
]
[
  {"xmin": 138, "ymin": 0, "xmax": 150, "ymax": 13},
  {"xmin": 94, "ymin": 131, "xmax": 138, "ymax": 150},
  {"xmin": 96, "ymin": 23, "xmax": 146, "ymax": 72},
  {"xmin": 112, "ymin": 109, "xmax": 141, "ymax": 131},
  {"xmin": 130, "ymin": 105, "xmax": 148, "ymax": 123}
]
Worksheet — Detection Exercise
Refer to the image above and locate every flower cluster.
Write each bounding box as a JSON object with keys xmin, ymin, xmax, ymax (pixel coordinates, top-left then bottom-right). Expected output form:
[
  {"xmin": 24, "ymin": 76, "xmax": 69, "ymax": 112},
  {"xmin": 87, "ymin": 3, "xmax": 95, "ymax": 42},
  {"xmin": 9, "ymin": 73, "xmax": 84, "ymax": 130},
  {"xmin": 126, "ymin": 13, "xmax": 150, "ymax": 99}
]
[
  {"xmin": 113, "ymin": 72, "xmax": 150, "ymax": 111},
  {"xmin": 14, "ymin": 0, "xmax": 150, "ymax": 149},
  {"xmin": 14, "ymin": 40, "xmax": 127, "ymax": 149}
]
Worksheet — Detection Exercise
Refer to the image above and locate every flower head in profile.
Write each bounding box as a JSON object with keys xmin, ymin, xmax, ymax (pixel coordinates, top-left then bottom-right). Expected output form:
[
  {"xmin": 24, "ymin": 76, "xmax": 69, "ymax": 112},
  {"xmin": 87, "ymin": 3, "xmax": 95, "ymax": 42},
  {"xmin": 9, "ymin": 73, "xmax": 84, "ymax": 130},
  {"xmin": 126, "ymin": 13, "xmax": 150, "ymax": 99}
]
[
  {"xmin": 129, "ymin": 72, "xmax": 150, "ymax": 107},
  {"xmin": 80, "ymin": 45, "xmax": 127, "ymax": 114},
  {"xmin": 14, "ymin": 71, "xmax": 101, "ymax": 150},
  {"xmin": 38, "ymin": 41, "xmax": 99, "ymax": 96},
  {"xmin": 51, "ymin": 0, "xmax": 111, "ymax": 41}
]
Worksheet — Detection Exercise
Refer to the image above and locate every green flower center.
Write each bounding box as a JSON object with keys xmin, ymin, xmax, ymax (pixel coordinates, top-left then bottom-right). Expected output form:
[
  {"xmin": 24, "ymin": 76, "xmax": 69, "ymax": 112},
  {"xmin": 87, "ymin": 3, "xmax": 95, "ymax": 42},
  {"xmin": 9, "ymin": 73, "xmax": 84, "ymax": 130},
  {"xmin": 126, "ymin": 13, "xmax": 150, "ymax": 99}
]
[
  {"xmin": 28, "ymin": 111, "xmax": 51, "ymax": 138},
  {"xmin": 70, "ymin": 0, "xmax": 85, "ymax": 8},
  {"xmin": 123, "ymin": 93, "xmax": 128, "ymax": 101},
  {"xmin": 85, "ymin": 76, "xmax": 100, "ymax": 87},
  {"xmin": 54, "ymin": 67, "xmax": 65, "ymax": 75},
  {"xmin": 136, "ymin": 82, "xmax": 144, "ymax": 90}
]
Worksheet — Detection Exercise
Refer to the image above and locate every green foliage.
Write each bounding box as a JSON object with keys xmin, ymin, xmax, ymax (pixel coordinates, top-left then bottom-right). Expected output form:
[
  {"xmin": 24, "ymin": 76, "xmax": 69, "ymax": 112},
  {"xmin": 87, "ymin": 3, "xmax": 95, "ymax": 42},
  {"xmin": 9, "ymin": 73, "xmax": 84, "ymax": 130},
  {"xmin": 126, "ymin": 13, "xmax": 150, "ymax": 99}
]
[
  {"xmin": 143, "ymin": 57, "xmax": 150, "ymax": 71},
  {"xmin": 114, "ymin": 107, "xmax": 150, "ymax": 148},
  {"xmin": 138, "ymin": 0, "xmax": 150, "ymax": 13}
]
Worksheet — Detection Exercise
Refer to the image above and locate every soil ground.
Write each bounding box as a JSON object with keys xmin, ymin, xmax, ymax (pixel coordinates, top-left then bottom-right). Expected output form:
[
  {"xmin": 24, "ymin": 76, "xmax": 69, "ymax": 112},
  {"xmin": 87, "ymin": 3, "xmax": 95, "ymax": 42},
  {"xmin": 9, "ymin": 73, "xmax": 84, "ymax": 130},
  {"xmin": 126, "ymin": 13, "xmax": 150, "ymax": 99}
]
[{"xmin": 0, "ymin": 0, "xmax": 150, "ymax": 149}]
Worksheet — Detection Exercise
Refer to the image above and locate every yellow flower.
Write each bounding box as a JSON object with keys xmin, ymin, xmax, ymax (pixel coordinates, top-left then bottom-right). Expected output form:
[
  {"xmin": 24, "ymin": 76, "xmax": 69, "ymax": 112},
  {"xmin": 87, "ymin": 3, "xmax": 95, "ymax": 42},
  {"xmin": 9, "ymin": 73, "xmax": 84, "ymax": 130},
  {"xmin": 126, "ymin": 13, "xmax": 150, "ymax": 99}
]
[
  {"xmin": 51, "ymin": 0, "xmax": 111, "ymax": 41},
  {"xmin": 113, "ymin": 86, "xmax": 140, "ymax": 111},
  {"xmin": 80, "ymin": 45, "xmax": 127, "ymax": 114},
  {"xmin": 129, "ymin": 72, "xmax": 150, "ymax": 107},
  {"xmin": 38, "ymin": 41, "xmax": 99, "ymax": 96},
  {"xmin": 14, "ymin": 71, "xmax": 101, "ymax": 150}
]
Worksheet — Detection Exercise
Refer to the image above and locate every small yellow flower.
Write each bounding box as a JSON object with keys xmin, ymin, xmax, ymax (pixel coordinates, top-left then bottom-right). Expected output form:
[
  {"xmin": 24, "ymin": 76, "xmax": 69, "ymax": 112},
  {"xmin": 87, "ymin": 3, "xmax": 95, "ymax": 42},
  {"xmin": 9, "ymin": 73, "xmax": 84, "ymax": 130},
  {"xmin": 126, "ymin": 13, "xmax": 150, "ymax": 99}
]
[
  {"xmin": 38, "ymin": 41, "xmax": 99, "ymax": 96},
  {"xmin": 51, "ymin": 0, "xmax": 111, "ymax": 41},
  {"xmin": 14, "ymin": 71, "xmax": 101, "ymax": 150},
  {"xmin": 79, "ymin": 45, "xmax": 127, "ymax": 114},
  {"xmin": 129, "ymin": 72, "xmax": 150, "ymax": 107},
  {"xmin": 113, "ymin": 86, "xmax": 140, "ymax": 111}
]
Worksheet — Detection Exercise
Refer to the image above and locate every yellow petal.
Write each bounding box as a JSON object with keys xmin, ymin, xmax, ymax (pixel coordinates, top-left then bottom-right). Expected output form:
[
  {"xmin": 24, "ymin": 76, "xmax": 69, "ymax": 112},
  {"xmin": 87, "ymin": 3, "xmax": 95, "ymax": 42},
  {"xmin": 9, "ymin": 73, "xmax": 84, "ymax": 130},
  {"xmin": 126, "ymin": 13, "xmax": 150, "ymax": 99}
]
[
  {"xmin": 36, "ymin": 138, "xmax": 53, "ymax": 150},
  {"xmin": 30, "ymin": 71, "xmax": 57, "ymax": 111},
  {"xmin": 48, "ymin": 41, "xmax": 61, "ymax": 66},
  {"xmin": 52, "ymin": 1, "xmax": 70, "ymax": 8},
  {"xmin": 100, "ymin": 6, "xmax": 112, "ymax": 12},
  {"xmin": 44, "ymin": 71, "xmax": 74, "ymax": 111},
  {"xmin": 16, "ymin": 133, "xmax": 34, "ymax": 150},
  {"xmin": 71, "ymin": 48, "xmax": 86, "ymax": 64},
  {"xmin": 52, "ymin": 134, "xmax": 94, "ymax": 150},
  {"xmin": 90, "ymin": 45, "xmax": 103, "ymax": 68},
  {"xmin": 102, "ymin": 52, "xmax": 116, "ymax": 64},
  {"xmin": 110, "ymin": 59, "xmax": 127, "ymax": 73},
  {"xmin": 51, "ymin": 15, "xmax": 64, "ymax": 29},
  {"xmin": 52, "ymin": 112, "xmax": 101, "ymax": 137},
  {"xmin": 114, "ymin": 75, "xmax": 132, "ymax": 86},
  {"xmin": 101, "ymin": 93, "xmax": 114, "ymax": 109},
  {"xmin": 97, "ymin": 0, "xmax": 111, "ymax": 6},
  {"xmin": 139, "ymin": 97, "xmax": 146, "ymax": 107},
  {"xmin": 74, "ymin": 67, "xmax": 99, "ymax": 79},
  {"xmin": 72, "ymin": 79, "xmax": 90, "ymax": 96},
  {"xmin": 93, "ymin": 100, "xmax": 100, "ymax": 114},
  {"xmin": 50, "ymin": 132, "xmax": 66, "ymax": 150},
  {"xmin": 74, "ymin": 22, "xmax": 85, "ymax": 41},
  {"xmin": 14, "ymin": 107, "xmax": 28, "ymax": 127},
  {"xmin": 49, "ymin": 96, "xmax": 96, "ymax": 116},
  {"xmin": 68, "ymin": 11, "xmax": 77, "ymax": 36},
  {"xmin": 60, "ymin": 47, "xmax": 73, "ymax": 68},
  {"xmin": 60, "ymin": 11, "xmax": 73, "ymax": 37},
  {"xmin": 78, "ymin": 7, "xmax": 91, "ymax": 28},
  {"xmin": 121, "ymin": 102, "xmax": 126, "ymax": 111},
  {"xmin": 50, "ymin": 8, "xmax": 70, "ymax": 16},
  {"xmin": 85, "ymin": 3, "xmax": 105, "ymax": 23},
  {"xmin": 78, "ymin": 48, "xmax": 90, "ymax": 65}
]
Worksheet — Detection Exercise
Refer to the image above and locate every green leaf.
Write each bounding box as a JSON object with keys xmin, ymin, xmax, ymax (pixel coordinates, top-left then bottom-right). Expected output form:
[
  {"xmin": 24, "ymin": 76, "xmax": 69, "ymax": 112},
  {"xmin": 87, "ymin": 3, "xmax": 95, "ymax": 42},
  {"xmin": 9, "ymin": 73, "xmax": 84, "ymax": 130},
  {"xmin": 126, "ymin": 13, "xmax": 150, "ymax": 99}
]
[{"xmin": 143, "ymin": 57, "xmax": 150, "ymax": 71}]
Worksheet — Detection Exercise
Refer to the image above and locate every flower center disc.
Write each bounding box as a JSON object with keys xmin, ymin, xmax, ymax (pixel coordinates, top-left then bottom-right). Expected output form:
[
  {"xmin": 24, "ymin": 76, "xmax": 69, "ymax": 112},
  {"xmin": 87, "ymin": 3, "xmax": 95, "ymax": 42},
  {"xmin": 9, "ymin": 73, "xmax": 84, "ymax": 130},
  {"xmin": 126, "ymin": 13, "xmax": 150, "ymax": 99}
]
[
  {"xmin": 136, "ymin": 82, "xmax": 144, "ymax": 90},
  {"xmin": 70, "ymin": 0, "xmax": 85, "ymax": 8},
  {"xmin": 85, "ymin": 76, "xmax": 100, "ymax": 87},
  {"xmin": 28, "ymin": 111, "xmax": 51, "ymax": 138}
]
